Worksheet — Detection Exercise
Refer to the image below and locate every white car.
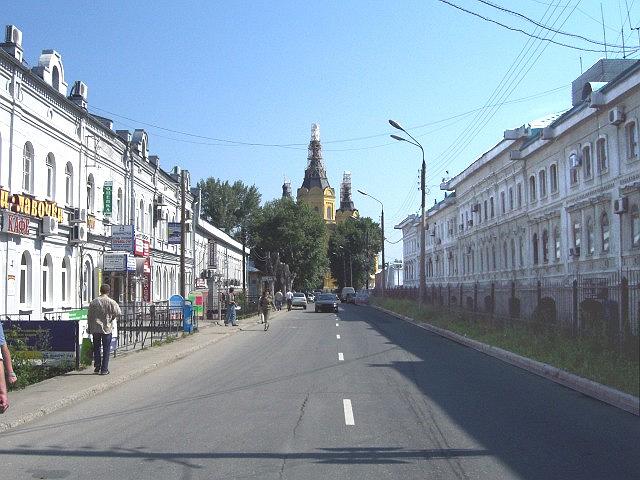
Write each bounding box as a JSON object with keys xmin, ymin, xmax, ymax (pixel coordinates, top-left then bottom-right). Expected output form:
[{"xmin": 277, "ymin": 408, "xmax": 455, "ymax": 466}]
[
  {"xmin": 306, "ymin": 292, "xmax": 315, "ymax": 302},
  {"xmin": 291, "ymin": 292, "xmax": 308, "ymax": 309}
]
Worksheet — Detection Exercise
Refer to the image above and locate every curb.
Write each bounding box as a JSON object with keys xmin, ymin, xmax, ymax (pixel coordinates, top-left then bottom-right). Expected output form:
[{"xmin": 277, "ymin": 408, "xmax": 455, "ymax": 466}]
[
  {"xmin": 372, "ymin": 305, "xmax": 640, "ymax": 416},
  {"xmin": 0, "ymin": 329, "xmax": 233, "ymax": 433}
]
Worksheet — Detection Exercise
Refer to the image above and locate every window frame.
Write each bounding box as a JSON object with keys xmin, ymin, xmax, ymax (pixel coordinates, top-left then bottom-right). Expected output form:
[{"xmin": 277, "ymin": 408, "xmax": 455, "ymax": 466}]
[
  {"xmin": 596, "ymin": 136, "xmax": 608, "ymax": 173},
  {"xmin": 23, "ymin": 142, "xmax": 34, "ymax": 194},
  {"xmin": 550, "ymin": 163, "xmax": 558, "ymax": 193},
  {"xmin": 582, "ymin": 144, "xmax": 593, "ymax": 179},
  {"xmin": 625, "ymin": 120, "xmax": 638, "ymax": 160}
]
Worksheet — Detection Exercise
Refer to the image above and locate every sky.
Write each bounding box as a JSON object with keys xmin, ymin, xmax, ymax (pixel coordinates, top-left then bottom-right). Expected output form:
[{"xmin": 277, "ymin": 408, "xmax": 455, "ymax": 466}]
[{"xmin": 9, "ymin": 0, "xmax": 640, "ymax": 262}]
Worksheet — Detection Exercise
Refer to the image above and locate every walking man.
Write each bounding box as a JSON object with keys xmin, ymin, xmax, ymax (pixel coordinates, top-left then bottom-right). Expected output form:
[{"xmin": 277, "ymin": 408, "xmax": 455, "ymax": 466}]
[
  {"xmin": 274, "ymin": 290, "xmax": 283, "ymax": 311},
  {"xmin": 87, "ymin": 283, "xmax": 121, "ymax": 375},
  {"xmin": 225, "ymin": 287, "xmax": 238, "ymax": 326},
  {"xmin": 259, "ymin": 289, "xmax": 275, "ymax": 331},
  {"xmin": 285, "ymin": 289, "xmax": 293, "ymax": 311}
]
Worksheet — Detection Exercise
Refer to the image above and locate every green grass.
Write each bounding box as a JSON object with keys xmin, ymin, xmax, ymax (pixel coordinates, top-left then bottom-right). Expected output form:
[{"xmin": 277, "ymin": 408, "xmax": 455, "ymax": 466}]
[{"xmin": 372, "ymin": 297, "xmax": 640, "ymax": 397}]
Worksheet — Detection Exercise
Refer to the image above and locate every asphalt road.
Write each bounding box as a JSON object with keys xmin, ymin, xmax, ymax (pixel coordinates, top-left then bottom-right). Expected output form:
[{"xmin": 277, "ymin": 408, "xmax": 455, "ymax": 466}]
[{"xmin": 1, "ymin": 304, "xmax": 638, "ymax": 479}]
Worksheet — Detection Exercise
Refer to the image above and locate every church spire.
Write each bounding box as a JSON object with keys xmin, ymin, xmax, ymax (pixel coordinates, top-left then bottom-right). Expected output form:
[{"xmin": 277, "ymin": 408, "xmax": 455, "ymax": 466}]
[{"xmin": 301, "ymin": 123, "xmax": 330, "ymax": 190}]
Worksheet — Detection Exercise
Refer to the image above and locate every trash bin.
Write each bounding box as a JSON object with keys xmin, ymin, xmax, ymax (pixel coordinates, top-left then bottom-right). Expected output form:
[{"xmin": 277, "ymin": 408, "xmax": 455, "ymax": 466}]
[{"xmin": 183, "ymin": 300, "xmax": 194, "ymax": 333}]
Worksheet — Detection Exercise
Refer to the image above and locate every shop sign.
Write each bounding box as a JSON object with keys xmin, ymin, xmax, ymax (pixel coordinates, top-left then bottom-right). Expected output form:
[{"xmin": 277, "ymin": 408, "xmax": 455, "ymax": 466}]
[
  {"xmin": 208, "ymin": 241, "xmax": 218, "ymax": 269},
  {"xmin": 195, "ymin": 278, "xmax": 207, "ymax": 290},
  {"xmin": 103, "ymin": 253, "xmax": 129, "ymax": 271},
  {"xmin": 111, "ymin": 224, "xmax": 134, "ymax": 252},
  {"xmin": 143, "ymin": 240, "xmax": 150, "ymax": 257},
  {"xmin": 87, "ymin": 214, "xmax": 97, "ymax": 231},
  {"xmin": 1, "ymin": 211, "xmax": 30, "ymax": 236},
  {"xmin": 168, "ymin": 222, "xmax": 181, "ymax": 244},
  {"xmin": 103, "ymin": 181, "xmax": 113, "ymax": 216},
  {"xmin": 0, "ymin": 188, "xmax": 65, "ymax": 223},
  {"xmin": 127, "ymin": 254, "xmax": 136, "ymax": 271},
  {"xmin": 134, "ymin": 237, "xmax": 144, "ymax": 257}
]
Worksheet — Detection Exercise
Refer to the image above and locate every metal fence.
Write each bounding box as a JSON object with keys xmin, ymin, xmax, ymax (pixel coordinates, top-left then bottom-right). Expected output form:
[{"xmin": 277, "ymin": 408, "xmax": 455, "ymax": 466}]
[
  {"xmin": 115, "ymin": 301, "xmax": 186, "ymax": 353},
  {"xmin": 381, "ymin": 270, "xmax": 640, "ymax": 357}
]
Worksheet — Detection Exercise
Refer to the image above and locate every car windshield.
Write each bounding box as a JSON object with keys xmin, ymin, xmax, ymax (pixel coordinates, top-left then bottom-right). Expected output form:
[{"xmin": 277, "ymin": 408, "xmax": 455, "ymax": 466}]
[
  {"xmin": 317, "ymin": 294, "xmax": 336, "ymax": 301},
  {"xmin": 293, "ymin": 293, "xmax": 305, "ymax": 297}
]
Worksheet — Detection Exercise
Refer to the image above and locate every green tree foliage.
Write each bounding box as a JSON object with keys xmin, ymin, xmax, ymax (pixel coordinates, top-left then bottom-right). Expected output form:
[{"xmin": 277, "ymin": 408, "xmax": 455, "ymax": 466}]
[
  {"xmin": 197, "ymin": 178, "xmax": 261, "ymax": 237},
  {"xmin": 328, "ymin": 217, "xmax": 382, "ymax": 290},
  {"xmin": 251, "ymin": 198, "xmax": 328, "ymax": 291}
]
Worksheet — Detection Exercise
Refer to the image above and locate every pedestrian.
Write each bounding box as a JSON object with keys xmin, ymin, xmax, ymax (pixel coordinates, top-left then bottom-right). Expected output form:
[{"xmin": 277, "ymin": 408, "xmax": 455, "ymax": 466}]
[
  {"xmin": 0, "ymin": 321, "xmax": 17, "ymax": 385},
  {"xmin": 285, "ymin": 289, "xmax": 293, "ymax": 311},
  {"xmin": 225, "ymin": 287, "xmax": 238, "ymax": 326},
  {"xmin": 274, "ymin": 290, "xmax": 283, "ymax": 311},
  {"xmin": 259, "ymin": 289, "xmax": 275, "ymax": 330},
  {"xmin": 87, "ymin": 283, "xmax": 121, "ymax": 375},
  {"xmin": 0, "ymin": 358, "xmax": 8, "ymax": 414}
]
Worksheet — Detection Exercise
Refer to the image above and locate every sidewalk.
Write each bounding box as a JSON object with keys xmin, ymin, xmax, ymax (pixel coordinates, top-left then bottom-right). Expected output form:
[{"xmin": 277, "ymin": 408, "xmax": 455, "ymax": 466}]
[{"xmin": 0, "ymin": 310, "xmax": 283, "ymax": 433}]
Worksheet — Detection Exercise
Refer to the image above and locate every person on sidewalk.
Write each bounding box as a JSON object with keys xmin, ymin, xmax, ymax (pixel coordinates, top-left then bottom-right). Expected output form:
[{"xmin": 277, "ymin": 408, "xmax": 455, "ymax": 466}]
[
  {"xmin": 0, "ymin": 321, "xmax": 17, "ymax": 385},
  {"xmin": 274, "ymin": 290, "xmax": 283, "ymax": 311},
  {"xmin": 0, "ymin": 348, "xmax": 8, "ymax": 413},
  {"xmin": 225, "ymin": 287, "xmax": 238, "ymax": 326},
  {"xmin": 87, "ymin": 283, "xmax": 121, "ymax": 375},
  {"xmin": 285, "ymin": 289, "xmax": 293, "ymax": 311},
  {"xmin": 259, "ymin": 289, "xmax": 274, "ymax": 325}
]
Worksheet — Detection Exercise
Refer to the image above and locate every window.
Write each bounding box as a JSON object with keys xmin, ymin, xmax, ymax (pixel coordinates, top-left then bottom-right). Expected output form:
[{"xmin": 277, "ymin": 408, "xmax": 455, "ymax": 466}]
[
  {"xmin": 626, "ymin": 121, "xmax": 638, "ymax": 159},
  {"xmin": 42, "ymin": 254, "xmax": 53, "ymax": 304},
  {"xmin": 23, "ymin": 142, "xmax": 34, "ymax": 193},
  {"xmin": 632, "ymin": 205, "xmax": 640, "ymax": 247},
  {"xmin": 601, "ymin": 213, "xmax": 610, "ymax": 253},
  {"xmin": 509, "ymin": 187, "xmax": 514, "ymax": 210},
  {"xmin": 61, "ymin": 257, "xmax": 71, "ymax": 304},
  {"xmin": 503, "ymin": 242, "xmax": 508, "ymax": 269},
  {"xmin": 52, "ymin": 65, "xmax": 60, "ymax": 91},
  {"xmin": 148, "ymin": 204, "xmax": 153, "ymax": 234},
  {"xmin": 550, "ymin": 164, "xmax": 558, "ymax": 193},
  {"xmin": 139, "ymin": 200, "xmax": 145, "ymax": 232},
  {"xmin": 582, "ymin": 145, "xmax": 592, "ymax": 179},
  {"xmin": 596, "ymin": 137, "xmax": 608, "ymax": 172},
  {"xmin": 483, "ymin": 200, "xmax": 488, "ymax": 220},
  {"xmin": 46, "ymin": 153, "xmax": 56, "ymax": 199},
  {"xmin": 65, "ymin": 162, "xmax": 73, "ymax": 205},
  {"xmin": 87, "ymin": 174, "xmax": 95, "ymax": 213},
  {"xmin": 490, "ymin": 197, "xmax": 495, "ymax": 218},
  {"xmin": 539, "ymin": 170, "xmax": 547, "ymax": 197},
  {"xmin": 326, "ymin": 206, "xmax": 332, "ymax": 220},
  {"xmin": 510, "ymin": 238, "xmax": 516, "ymax": 268},
  {"xmin": 519, "ymin": 237, "xmax": 524, "ymax": 267},
  {"xmin": 586, "ymin": 217, "xmax": 594, "ymax": 255},
  {"xmin": 82, "ymin": 260, "xmax": 93, "ymax": 304},
  {"xmin": 573, "ymin": 219, "xmax": 581, "ymax": 250},
  {"xmin": 532, "ymin": 234, "xmax": 539, "ymax": 265},
  {"xmin": 570, "ymin": 165, "xmax": 578, "ymax": 185},
  {"xmin": 501, "ymin": 192, "xmax": 506, "ymax": 214},
  {"xmin": 492, "ymin": 244, "xmax": 496, "ymax": 270},
  {"xmin": 554, "ymin": 227, "xmax": 561, "ymax": 261},
  {"xmin": 517, "ymin": 183, "xmax": 522, "ymax": 208},
  {"xmin": 19, "ymin": 251, "xmax": 32, "ymax": 306},
  {"xmin": 117, "ymin": 188, "xmax": 123, "ymax": 224},
  {"xmin": 529, "ymin": 176, "xmax": 536, "ymax": 201},
  {"xmin": 480, "ymin": 249, "xmax": 484, "ymax": 272},
  {"xmin": 542, "ymin": 230, "xmax": 549, "ymax": 263}
]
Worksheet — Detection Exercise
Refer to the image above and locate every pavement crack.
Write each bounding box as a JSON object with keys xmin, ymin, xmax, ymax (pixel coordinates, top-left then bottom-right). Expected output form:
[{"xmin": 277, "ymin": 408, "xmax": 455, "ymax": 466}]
[
  {"xmin": 292, "ymin": 392, "xmax": 310, "ymax": 439},
  {"xmin": 278, "ymin": 457, "xmax": 287, "ymax": 480}
]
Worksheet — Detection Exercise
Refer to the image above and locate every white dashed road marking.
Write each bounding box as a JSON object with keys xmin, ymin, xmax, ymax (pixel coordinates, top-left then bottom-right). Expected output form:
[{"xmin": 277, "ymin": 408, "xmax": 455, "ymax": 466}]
[
  {"xmin": 338, "ymin": 352, "xmax": 344, "ymax": 361},
  {"xmin": 343, "ymin": 399, "xmax": 355, "ymax": 426},
  {"xmin": 336, "ymin": 334, "xmax": 340, "ymax": 339},
  {"xmin": 336, "ymin": 323, "xmax": 339, "ymax": 327}
]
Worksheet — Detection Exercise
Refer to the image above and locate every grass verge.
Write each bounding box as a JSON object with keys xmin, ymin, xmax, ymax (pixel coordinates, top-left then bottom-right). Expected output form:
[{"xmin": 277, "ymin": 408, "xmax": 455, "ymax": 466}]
[{"xmin": 372, "ymin": 297, "xmax": 639, "ymax": 397}]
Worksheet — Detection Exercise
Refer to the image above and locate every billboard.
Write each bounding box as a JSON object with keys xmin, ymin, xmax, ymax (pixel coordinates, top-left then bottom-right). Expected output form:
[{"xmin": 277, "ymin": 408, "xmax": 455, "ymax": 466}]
[
  {"xmin": 111, "ymin": 224, "xmax": 135, "ymax": 252},
  {"xmin": 168, "ymin": 222, "xmax": 181, "ymax": 244}
]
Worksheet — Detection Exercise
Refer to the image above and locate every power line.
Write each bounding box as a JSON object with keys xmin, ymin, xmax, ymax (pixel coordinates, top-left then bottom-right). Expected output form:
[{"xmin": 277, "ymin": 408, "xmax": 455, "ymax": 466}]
[{"xmin": 437, "ymin": 0, "xmax": 637, "ymax": 53}]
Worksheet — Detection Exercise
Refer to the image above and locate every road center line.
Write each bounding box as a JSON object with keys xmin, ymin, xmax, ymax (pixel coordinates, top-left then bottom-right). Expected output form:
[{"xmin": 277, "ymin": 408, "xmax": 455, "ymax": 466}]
[
  {"xmin": 343, "ymin": 399, "xmax": 355, "ymax": 426},
  {"xmin": 336, "ymin": 334, "xmax": 341, "ymax": 339},
  {"xmin": 338, "ymin": 352, "xmax": 344, "ymax": 361},
  {"xmin": 336, "ymin": 323, "xmax": 339, "ymax": 327}
]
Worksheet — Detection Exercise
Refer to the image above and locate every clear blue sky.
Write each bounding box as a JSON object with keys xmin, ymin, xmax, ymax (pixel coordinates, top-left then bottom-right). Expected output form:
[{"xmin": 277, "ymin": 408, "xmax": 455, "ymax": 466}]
[{"xmin": 10, "ymin": 1, "xmax": 640, "ymax": 261}]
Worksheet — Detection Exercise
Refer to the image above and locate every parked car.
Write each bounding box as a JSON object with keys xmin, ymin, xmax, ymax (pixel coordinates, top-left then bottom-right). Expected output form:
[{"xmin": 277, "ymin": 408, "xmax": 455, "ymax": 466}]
[
  {"xmin": 315, "ymin": 293, "xmax": 339, "ymax": 313},
  {"xmin": 291, "ymin": 292, "xmax": 307, "ymax": 309},
  {"xmin": 306, "ymin": 292, "xmax": 315, "ymax": 302},
  {"xmin": 340, "ymin": 286, "xmax": 355, "ymax": 302},
  {"xmin": 354, "ymin": 290, "xmax": 370, "ymax": 306}
]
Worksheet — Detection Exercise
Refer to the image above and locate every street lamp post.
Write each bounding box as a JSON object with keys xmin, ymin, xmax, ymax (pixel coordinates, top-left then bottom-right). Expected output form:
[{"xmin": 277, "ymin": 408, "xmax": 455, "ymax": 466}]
[
  {"xmin": 357, "ymin": 189, "xmax": 384, "ymax": 296},
  {"xmin": 389, "ymin": 119, "xmax": 426, "ymax": 306}
]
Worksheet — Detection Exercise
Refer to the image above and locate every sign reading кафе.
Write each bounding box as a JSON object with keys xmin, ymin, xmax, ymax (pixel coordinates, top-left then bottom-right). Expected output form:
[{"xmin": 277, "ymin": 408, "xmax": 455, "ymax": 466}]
[{"xmin": 0, "ymin": 188, "xmax": 65, "ymax": 223}]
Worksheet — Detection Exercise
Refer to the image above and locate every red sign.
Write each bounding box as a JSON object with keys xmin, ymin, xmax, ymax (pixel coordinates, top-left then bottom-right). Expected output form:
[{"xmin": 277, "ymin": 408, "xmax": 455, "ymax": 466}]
[
  {"xmin": 2, "ymin": 212, "xmax": 30, "ymax": 236},
  {"xmin": 143, "ymin": 270, "xmax": 151, "ymax": 302},
  {"xmin": 143, "ymin": 240, "xmax": 150, "ymax": 257},
  {"xmin": 134, "ymin": 237, "xmax": 144, "ymax": 257}
]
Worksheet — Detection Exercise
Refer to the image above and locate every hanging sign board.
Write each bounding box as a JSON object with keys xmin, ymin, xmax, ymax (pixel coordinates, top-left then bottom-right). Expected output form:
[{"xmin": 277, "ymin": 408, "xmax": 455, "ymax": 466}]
[
  {"xmin": 168, "ymin": 222, "xmax": 181, "ymax": 244},
  {"xmin": 208, "ymin": 241, "xmax": 218, "ymax": 269},
  {"xmin": 111, "ymin": 225, "xmax": 134, "ymax": 252},
  {"xmin": 103, "ymin": 181, "xmax": 113, "ymax": 216}
]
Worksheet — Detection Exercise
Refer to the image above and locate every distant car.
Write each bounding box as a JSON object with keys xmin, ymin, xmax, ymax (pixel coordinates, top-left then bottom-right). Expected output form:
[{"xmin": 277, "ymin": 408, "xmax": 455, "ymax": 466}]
[
  {"xmin": 315, "ymin": 293, "xmax": 339, "ymax": 313},
  {"xmin": 354, "ymin": 290, "xmax": 370, "ymax": 306},
  {"xmin": 340, "ymin": 286, "xmax": 355, "ymax": 302},
  {"xmin": 345, "ymin": 292, "xmax": 356, "ymax": 304},
  {"xmin": 291, "ymin": 292, "xmax": 307, "ymax": 309},
  {"xmin": 306, "ymin": 292, "xmax": 315, "ymax": 303}
]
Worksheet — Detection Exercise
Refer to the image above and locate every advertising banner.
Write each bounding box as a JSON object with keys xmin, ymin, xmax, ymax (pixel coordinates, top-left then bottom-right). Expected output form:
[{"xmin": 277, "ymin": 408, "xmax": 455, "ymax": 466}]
[
  {"xmin": 168, "ymin": 222, "xmax": 181, "ymax": 244},
  {"xmin": 1, "ymin": 211, "xmax": 30, "ymax": 236},
  {"xmin": 103, "ymin": 181, "xmax": 113, "ymax": 216},
  {"xmin": 111, "ymin": 224, "xmax": 135, "ymax": 251},
  {"xmin": 3, "ymin": 320, "xmax": 77, "ymax": 366},
  {"xmin": 208, "ymin": 241, "xmax": 218, "ymax": 269}
]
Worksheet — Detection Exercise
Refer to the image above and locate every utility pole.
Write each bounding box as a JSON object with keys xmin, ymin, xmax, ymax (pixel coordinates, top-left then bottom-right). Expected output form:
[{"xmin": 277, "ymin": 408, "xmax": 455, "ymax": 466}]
[
  {"xmin": 179, "ymin": 169, "xmax": 186, "ymax": 298},
  {"xmin": 241, "ymin": 226, "xmax": 246, "ymax": 295}
]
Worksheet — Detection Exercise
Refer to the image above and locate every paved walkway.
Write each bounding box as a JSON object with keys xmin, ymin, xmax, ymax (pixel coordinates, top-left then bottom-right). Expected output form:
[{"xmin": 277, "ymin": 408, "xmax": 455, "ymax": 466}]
[{"xmin": 0, "ymin": 309, "xmax": 286, "ymax": 433}]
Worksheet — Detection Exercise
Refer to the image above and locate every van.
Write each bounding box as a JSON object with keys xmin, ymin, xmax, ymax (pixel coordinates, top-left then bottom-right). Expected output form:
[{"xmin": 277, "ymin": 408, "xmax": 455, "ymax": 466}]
[{"xmin": 340, "ymin": 287, "xmax": 355, "ymax": 302}]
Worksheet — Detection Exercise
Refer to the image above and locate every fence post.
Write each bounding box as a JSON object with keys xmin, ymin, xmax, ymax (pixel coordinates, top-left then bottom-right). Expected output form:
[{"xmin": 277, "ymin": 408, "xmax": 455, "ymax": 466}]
[{"xmin": 572, "ymin": 279, "xmax": 578, "ymax": 336}]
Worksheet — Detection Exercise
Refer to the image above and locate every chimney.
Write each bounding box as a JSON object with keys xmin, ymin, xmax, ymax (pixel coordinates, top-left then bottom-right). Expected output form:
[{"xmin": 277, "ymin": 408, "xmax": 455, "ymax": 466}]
[
  {"xmin": 1, "ymin": 25, "xmax": 23, "ymax": 63},
  {"xmin": 68, "ymin": 80, "xmax": 88, "ymax": 110}
]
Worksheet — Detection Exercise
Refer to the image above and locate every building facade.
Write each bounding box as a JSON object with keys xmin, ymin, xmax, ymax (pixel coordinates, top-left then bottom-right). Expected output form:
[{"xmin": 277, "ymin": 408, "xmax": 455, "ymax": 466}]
[{"xmin": 397, "ymin": 59, "xmax": 640, "ymax": 333}]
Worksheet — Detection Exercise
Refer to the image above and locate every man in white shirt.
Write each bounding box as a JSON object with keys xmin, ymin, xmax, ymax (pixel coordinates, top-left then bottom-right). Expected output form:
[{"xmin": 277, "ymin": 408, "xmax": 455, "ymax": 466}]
[{"xmin": 285, "ymin": 290, "xmax": 293, "ymax": 311}]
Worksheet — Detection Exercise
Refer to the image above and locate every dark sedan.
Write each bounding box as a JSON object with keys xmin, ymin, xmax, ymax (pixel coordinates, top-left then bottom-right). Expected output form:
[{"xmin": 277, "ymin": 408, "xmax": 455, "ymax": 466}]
[{"xmin": 314, "ymin": 293, "xmax": 339, "ymax": 313}]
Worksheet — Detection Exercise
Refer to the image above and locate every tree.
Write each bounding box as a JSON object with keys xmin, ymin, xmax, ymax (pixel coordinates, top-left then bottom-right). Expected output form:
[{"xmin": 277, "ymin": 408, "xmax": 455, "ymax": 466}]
[
  {"xmin": 328, "ymin": 217, "xmax": 382, "ymax": 290},
  {"xmin": 250, "ymin": 198, "xmax": 328, "ymax": 291},
  {"xmin": 197, "ymin": 178, "xmax": 261, "ymax": 237}
]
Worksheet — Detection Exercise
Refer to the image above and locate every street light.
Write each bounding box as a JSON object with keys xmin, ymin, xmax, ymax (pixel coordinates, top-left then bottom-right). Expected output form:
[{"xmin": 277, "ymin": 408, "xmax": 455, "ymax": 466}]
[
  {"xmin": 389, "ymin": 119, "xmax": 426, "ymax": 306},
  {"xmin": 357, "ymin": 189, "xmax": 385, "ymax": 296}
]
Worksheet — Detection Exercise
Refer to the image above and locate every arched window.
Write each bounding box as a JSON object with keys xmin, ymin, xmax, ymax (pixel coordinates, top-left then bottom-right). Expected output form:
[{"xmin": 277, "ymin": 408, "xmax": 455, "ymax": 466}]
[
  {"xmin": 117, "ymin": 188, "xmax": 123, "ymax": 224},
  {"xmin": 529, "ymin": 176, "xmax": 536, "ymax": 201},
  {"xmin": 490, "ymin": 197, "xmax": 495, "ymax": 217},
  {"xmin": 492, "ymin": 244, "xmax": 496, "ymax": 270},
  {"xmin": 550, "ymin": 164, "xmax": 558, "ymax": 193},
  {"xmin": 83, "ymin": 259, "xmax": 93, "ymax": 304},
  {"xmin": 532, "ymin": 233, "xmax": 539, "ymax": 265},
  {"xmin": 626, "ymin": 121, "xmax": 638, "ymax": 159},
  {"xmin": 65, "ymin": 162, "xmax": 73, "ymax": 205},
  {"xmin": 582, "ymin": 145, "xmax": 592, "ymax": 179},
  {"xmin": 163, "ymin": 268, "xmax": 168, "ymax": 299},
  {"xmin": 42, "ymin": 254, "xmax": 53, "ymax": 305},
  {"xmin": 155, "ymin": 268, "xmax": 161, "ymax": 300},
  {"xmin": 148, "ymin": 204, "xmax": 153, "ymax": 235},
  {"xmin": 23, "ymin": 142, "xmax": 34, "ymax": 193},
  {"xmin": 52, "ymin": 65, "xmax": 60, "ymax": 91},
  {"xmin": 480, "ymin": 249, "xmax": 484, "ymax": 272},
  {"xmin": 518, "ymin": 236, "xmax": 524, "ymax": 267},
  {"xmin": 139, "ymin": 200, "xmax": 145, "ymax": 232},
  {"xmin": 510, "ymin": 238, "xmax": 516, "ymax": 268},
  {"xmin": 586, "ymin": 217, "xmax": 594, "ymax": 255},
  {"xmin": 61, "ymin": 257, "xmax": 71, "ymax": 304},
  {"xmin": 631, "ymin": 205, "xmax": 640, "ymax": 248},
  {"xmin": 86, "ymin": 174, "xmax": 95, "ymax": 213},
  {"xmin": 46, "ymin": 153, "xmax": 56, "ymax": 199},
  {"xmin": 509, "ymin": 187, "xmax": 514, "ymax": 210},
  {"xmin": 503, "ymin": 241, "xmax": 508, "ymax": 269},
  {"xmin": 596, "ymin": 137, "xmax": 608, "ymax": 172},
  {"xmin": 500, "ymin": 191, "xmax": 506, "ymax": 214},
  {"xmin": 601, "ymin": 213, "xmax": 610, "ymax": 253},
  {"xmin": 517, "ymin": 183, "xmax": 523, "ymax": 208},
  {"xmin": 539, "ymin": 169, "xmax": 547, "ymax": 197},
  {"xmin": 553, "ymin": 227, "xmax": 561, "ymax": 261},
  {"xmin": 542, "ymin": 229, "xmax": 549, "ymax": 263},
  {"xmin": 19, "ymin": 251, "xmax": 32, "ymax": 307}
]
